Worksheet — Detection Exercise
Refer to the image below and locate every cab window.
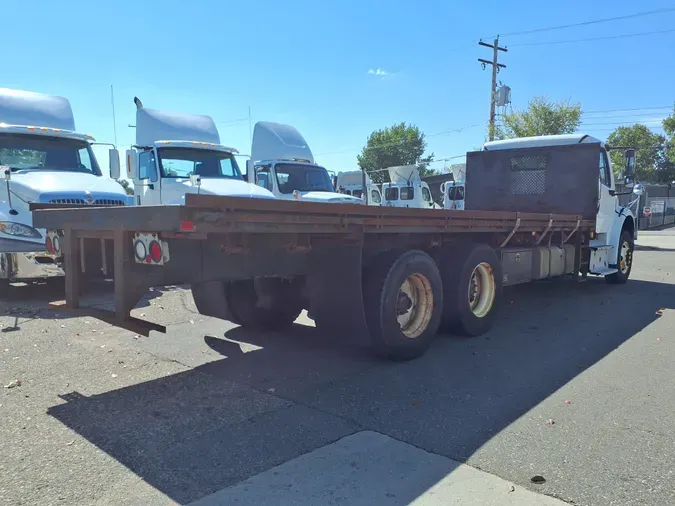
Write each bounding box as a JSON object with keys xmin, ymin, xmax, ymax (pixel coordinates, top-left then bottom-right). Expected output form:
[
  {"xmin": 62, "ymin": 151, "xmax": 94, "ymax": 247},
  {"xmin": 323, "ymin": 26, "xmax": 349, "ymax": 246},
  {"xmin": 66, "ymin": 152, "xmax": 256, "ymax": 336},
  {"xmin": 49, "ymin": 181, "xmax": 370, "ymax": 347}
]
[
  {"xmin": 138, "ymin": 150, "xmax": 158, "ymax": 182},
  {"xmin": 385, "ymin": 187, "xmax": 399, "ymax": 200},
  {"xmin": 422, "ymin": 187, "xmax": 431, "ymax": 202},
  {"xmin": 371, "ymin": 189, "xmax": 381, "ymax": 204},
  {"xmin": 599, "ymin": 152, "xmax": 611, "ymax": 187},
  {"xmin": 400, "ymin": 187, "xmax": 414, "ymax": 200}
]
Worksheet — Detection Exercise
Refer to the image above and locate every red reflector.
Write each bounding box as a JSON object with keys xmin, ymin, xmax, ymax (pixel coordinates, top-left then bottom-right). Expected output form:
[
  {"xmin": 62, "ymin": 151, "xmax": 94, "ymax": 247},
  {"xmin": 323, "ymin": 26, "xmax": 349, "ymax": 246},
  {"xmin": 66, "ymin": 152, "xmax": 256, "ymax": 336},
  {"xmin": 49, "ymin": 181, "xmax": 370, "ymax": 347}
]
[
  {"xmin": 180, "ymin": 221, "xmax": 196, "ymax": 232},
  {"xmin": 146, "ymin": 255, "xmax": 152, "ymax": 263},
  {"xmin": 45, "ymin": 236, "xmax": 54, "ymax": 254},
  {"xmin": 149, "ymin": 241, "xmax": 162, "ymax": 262}
]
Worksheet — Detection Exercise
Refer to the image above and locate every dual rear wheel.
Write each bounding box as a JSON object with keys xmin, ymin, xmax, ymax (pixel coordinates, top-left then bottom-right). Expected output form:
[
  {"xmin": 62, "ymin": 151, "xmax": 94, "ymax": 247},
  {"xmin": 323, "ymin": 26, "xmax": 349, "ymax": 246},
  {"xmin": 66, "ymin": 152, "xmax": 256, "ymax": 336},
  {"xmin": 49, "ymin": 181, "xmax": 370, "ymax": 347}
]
[
  {"xmin": 191, "ymin": 243, "xmax": 503, "ymax": 361},
  {"xmin": 363, "ymin": 244, "xmax": 502, "ymax": 361}
]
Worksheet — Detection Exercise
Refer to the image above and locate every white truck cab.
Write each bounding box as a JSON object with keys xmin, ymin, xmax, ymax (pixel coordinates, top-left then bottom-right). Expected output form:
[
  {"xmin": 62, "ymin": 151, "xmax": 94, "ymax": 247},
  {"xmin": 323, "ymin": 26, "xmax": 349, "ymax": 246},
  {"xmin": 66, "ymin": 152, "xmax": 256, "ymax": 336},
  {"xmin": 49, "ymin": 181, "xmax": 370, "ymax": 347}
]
[
  {"xmin": 0, "ymin": 87, "xmax": 127, "ymax": 283},
  {"xmin": 483, "ymin": 134, "xmax": 642, "ymax": 280},
  {"xmin": 440, "ymin": 180, "xmax": 465, "ymax": 210},
  {"xmin": 335, "ymin": 170, "xmax": 382, "ymax": 206},
  {"xmin": 247, "ymin": 121, "xmax": 362, "ymax": 204},
  {"xmin": 381, "ymin": 165, "xmax": 435, "ymax": 208},
  {"xmin": 126, "ymin": 98, "xmax": 274, "ymax": 205}
]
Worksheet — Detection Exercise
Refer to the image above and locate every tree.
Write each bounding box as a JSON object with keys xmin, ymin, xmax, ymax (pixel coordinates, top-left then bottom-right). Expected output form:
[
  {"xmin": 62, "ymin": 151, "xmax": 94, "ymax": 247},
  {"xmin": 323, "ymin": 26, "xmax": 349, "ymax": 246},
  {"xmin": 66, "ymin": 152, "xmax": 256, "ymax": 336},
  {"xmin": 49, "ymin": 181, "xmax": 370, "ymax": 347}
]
[
  {"xmin": 496, "ymin": 97, "xmax": 582, "ymax": 140},
  {"xmin": 606, "ymin": 124, "xmax": 667, "ymax": 182},
  {"xmin": 117, "ymin": 178, "xmax": 134, "ymax": 195},
  {"xmin": 663, "ymin": 105, "xmax": 675, "ymax": 171},
  {"xmin": 357, "ymin": 123, "xmax": 435, "ymax": 184}
]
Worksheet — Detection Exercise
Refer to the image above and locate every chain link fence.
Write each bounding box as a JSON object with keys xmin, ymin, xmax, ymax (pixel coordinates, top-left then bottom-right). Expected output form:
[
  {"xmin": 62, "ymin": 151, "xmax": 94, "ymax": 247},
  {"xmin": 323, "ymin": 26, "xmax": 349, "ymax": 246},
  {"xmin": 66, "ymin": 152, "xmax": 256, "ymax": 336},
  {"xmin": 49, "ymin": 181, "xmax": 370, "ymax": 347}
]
[{"xmin": 638, "ymin": 196, "xmax": 675, "ymax": 229}]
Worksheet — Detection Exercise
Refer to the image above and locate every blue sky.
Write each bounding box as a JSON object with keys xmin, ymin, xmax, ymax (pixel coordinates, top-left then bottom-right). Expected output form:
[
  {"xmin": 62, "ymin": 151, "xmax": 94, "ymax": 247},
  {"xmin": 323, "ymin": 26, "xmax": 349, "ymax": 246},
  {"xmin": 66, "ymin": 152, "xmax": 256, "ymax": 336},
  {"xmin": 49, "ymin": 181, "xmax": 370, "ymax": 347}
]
[{"xmin": 2, "ymin": 0, "xmax": 674, "ymax": 174}]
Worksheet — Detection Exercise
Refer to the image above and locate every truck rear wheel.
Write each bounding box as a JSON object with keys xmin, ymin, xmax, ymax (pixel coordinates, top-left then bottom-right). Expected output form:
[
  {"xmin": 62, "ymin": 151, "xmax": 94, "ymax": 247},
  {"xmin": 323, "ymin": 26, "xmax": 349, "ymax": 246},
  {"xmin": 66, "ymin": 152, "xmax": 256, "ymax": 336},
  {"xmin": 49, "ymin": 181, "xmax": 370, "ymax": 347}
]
[
  {"xmin": 439, "ymin": 243, "xmax": 502, "ymax": 336},
  {"xmin": 605, "ymin": 230, "xmax": 634, "ymax": 285},
  {"xmin": 191, "ymin": 278, "xmax": 303, "ymax": 331},
  {"xmin": 363, "ymin": 250, "xmax": 443, "ymax": 361}
]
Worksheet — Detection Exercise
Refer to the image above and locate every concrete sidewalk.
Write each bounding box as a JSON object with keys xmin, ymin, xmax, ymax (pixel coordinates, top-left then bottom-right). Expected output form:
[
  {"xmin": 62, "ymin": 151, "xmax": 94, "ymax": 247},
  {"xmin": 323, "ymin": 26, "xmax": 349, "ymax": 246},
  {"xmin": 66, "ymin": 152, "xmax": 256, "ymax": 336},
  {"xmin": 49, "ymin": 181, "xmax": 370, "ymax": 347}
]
[
  {"xmin": 190, "ymin": 431, "xmax": 568, "ymax": 506},
  {"xmin": 636, "ymin": 232, "xmax": 675, "ymax": 250}
]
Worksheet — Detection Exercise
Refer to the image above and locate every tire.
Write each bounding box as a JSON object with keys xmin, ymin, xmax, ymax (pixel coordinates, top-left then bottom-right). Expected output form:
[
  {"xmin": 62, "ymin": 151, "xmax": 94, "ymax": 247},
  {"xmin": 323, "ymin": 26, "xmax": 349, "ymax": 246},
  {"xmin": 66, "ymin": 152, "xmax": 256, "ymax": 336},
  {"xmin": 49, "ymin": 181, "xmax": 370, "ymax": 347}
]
[
  {"xmin": 191, "ymin": 278, "xmax": 303, "ymax": 331},
  {"xmin": 605, "ymin": 230, "xmax": 634, "ymax": 285},
  {"xmin": 363, "ymin": 250, "xmax": 443, "ymax": 361},
  {"xmin": 438, "ymin": 242, "xmax": 503, "ymax": 336},
  {"xmin": 190, "ymin": 280, "xmax": 241, "ymax": 324}
]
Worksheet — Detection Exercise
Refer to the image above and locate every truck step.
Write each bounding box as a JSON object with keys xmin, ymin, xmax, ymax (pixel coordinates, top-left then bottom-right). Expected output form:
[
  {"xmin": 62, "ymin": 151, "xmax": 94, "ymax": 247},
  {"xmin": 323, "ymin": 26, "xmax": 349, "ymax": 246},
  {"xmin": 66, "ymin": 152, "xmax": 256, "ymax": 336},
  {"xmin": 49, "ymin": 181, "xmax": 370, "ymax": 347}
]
[{"xmin": 590, "ymin": 267, "xmax": 618, "ymax": 276}]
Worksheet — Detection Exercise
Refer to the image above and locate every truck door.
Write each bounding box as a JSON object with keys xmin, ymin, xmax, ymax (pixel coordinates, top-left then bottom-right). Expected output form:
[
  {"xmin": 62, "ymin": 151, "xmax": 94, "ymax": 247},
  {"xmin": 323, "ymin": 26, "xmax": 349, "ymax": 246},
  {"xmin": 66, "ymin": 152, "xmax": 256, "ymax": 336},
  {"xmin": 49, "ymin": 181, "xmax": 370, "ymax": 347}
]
[
  {"xmin": 369, "ymin": 187, "xmax": 382, "ymax": 206},
  {"xmin": 421, "ymin": 184, "xmax": 433, "ymax": 208},
  {"xmin": 137, "ymin": 150, "xmax": 161, "ymax": 205},
  {"xmin": 597, "ymin": 151, "xmax": 615, "ymax": 235}
]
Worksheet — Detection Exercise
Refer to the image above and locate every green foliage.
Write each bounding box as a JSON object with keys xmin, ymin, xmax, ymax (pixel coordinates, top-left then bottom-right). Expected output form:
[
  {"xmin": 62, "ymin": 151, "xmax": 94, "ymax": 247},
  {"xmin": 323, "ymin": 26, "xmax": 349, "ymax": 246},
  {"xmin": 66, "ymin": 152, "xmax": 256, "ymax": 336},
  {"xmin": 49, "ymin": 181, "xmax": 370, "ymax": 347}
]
[
  {"xmin": 663, "ymin": 105, "xmax": 675, "ymax": 176},
  {"xmin": 496, "ymin": 97, "xmax": 582, "ymax": 139},
  {"xmin": 606, "ymin": 124, "xmax": 668, "ymax": 182},
  {"xmin": 117, "ymin": 178, "xmax": 134, "ymax": 195},
  {"xmin": 357, "ymin": 122, "xmax": 435, "ymax": 183}
]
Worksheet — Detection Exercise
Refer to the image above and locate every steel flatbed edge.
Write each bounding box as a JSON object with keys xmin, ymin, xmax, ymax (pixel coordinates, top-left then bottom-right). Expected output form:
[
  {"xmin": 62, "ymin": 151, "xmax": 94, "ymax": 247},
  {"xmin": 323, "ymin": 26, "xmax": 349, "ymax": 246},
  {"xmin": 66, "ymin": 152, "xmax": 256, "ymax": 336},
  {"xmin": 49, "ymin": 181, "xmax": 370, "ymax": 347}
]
[{"xmin": 32, "ymin": 194, "xmax": 595, "ymax": 237}]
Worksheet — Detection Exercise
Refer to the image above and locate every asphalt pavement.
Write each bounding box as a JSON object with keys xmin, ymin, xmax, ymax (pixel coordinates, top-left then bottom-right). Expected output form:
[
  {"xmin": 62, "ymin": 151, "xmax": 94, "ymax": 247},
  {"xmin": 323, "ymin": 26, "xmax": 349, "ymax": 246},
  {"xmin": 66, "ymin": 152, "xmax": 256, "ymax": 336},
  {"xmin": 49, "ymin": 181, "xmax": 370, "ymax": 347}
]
[{"xmin": 1, "ymin": 233, "xmax": 674, "ymax": 506}]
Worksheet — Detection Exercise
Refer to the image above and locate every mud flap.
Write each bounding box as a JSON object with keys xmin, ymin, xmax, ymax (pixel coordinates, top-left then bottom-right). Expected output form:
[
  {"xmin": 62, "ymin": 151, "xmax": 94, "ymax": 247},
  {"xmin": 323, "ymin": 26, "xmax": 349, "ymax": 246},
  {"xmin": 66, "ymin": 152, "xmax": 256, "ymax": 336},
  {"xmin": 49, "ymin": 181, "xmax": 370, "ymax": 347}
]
[{"xmin": 305, "ymin": 244, "xmax": 369, "ymax": 344}]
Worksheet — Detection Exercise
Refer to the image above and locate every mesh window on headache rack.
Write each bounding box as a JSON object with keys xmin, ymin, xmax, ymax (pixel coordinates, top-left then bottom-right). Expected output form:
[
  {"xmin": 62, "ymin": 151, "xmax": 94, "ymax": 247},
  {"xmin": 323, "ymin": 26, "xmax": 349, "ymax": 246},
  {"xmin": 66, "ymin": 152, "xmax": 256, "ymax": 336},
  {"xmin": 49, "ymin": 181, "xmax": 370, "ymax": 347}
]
[{"xmin": 509, "ymin": 155, "xmax": 547, "ymax": 195}]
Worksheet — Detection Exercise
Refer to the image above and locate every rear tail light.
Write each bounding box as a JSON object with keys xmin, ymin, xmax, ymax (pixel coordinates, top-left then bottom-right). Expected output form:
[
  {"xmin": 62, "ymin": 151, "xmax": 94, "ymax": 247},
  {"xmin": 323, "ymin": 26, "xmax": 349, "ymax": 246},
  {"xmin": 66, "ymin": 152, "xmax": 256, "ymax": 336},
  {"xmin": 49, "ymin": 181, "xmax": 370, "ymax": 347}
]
[
  {"xmin": 133, "ymin": 233, "xmax": 170, "ymax": 266},
  {"xmin": 45, "ymin": 230, "xmax": 62, "ymax": 255}
]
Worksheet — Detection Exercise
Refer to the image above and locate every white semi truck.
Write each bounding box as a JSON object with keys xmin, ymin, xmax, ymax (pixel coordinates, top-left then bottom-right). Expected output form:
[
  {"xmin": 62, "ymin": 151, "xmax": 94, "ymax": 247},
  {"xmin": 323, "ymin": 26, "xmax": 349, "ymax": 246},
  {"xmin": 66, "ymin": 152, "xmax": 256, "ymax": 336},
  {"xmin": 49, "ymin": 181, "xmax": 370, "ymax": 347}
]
[
  {"xmin": 247, "ymin": 121, "xmax": 362, "ymax": 204},
  {"xmin": 441, "ymin": 180, "xmax": 465, "ymax": 210},
  {"xmin": 126, "ymin": 98, "xmax": 275, "ymax": 205},
  {"xmin": 0, "ymin": 87, "xmax": 128, "ymax": 285},
  {"xmin": 335, "ymin": 170, "xmax": 382, "ymax": 206},
  {"xmin": 381, "ymin": 165, "xmax": 437, "ymax": 208}
]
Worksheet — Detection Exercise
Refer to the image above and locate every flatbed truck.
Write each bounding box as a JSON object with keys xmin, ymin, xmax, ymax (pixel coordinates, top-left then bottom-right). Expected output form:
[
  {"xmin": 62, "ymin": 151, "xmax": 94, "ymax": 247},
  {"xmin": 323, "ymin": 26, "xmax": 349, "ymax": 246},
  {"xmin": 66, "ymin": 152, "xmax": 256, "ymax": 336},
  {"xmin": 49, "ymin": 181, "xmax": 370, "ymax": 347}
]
[{"xmin": 31, "ymin": 134, "xmax": 642, "ymax": 361}]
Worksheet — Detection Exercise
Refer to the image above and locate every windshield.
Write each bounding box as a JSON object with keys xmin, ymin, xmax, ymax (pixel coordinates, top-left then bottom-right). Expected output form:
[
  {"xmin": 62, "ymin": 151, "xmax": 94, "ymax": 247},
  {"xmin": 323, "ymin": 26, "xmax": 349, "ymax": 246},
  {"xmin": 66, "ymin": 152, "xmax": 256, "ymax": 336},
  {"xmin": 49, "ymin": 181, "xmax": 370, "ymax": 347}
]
[
  {"xmin": 0, "ymin": 133, "xmax": 101, "ymax": 175},
  {"xmin": 157, "ymin": 147, "xmax": 244, "ymax": 180},
  {"xmin": 275, "ymin": 163, "xmax": 334, "ymax": 194},
  {"xmin": 448, "ymin": 185, "xmax": 465, "ymax": 201}
]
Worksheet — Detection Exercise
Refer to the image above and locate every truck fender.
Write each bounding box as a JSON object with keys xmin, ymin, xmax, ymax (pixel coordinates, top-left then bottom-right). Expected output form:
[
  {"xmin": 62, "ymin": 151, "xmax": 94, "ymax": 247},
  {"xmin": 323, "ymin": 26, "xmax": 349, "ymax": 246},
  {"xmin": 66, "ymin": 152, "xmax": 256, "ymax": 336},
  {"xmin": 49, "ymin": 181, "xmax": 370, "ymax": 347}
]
[{"xmin": 607, "ymin": 208, "xmax": 636, "ymax": 252}]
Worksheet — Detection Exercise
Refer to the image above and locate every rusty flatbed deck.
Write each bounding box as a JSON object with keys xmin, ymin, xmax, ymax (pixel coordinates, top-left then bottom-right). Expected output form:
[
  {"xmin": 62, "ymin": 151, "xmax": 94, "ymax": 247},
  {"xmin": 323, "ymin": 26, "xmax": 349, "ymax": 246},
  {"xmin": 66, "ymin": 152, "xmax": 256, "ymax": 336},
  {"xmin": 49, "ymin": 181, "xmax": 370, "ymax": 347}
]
[{"xmin": 33, "ymin": 193, "xmax": 595, "ymax": 237}]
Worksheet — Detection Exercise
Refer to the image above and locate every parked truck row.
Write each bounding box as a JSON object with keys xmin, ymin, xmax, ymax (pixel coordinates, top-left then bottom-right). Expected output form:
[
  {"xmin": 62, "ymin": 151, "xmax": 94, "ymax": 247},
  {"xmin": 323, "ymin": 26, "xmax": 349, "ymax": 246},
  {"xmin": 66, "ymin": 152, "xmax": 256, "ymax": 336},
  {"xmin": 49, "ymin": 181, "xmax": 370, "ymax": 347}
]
[{"xmin": 1, "ymin": 86, "xmax": 644, "ymax": 362}]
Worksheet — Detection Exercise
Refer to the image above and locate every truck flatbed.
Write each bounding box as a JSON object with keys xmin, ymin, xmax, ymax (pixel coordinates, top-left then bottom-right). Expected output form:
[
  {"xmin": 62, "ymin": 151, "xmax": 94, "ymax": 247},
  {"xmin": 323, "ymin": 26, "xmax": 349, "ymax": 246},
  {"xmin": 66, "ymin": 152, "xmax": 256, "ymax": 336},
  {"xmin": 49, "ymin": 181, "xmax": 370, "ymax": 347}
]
[{"xmin": 32, "ymin": 193, "xmax": 594, "ymax": 360}]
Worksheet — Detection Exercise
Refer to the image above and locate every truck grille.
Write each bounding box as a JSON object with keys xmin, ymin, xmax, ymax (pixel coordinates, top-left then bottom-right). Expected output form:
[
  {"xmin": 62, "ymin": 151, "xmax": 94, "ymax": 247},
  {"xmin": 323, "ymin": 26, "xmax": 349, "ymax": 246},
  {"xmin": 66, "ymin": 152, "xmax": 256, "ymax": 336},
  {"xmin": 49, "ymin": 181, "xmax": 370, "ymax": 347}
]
[{"xmin": 49, "ymin": 198, "xmax": 126, "ymax": 206}]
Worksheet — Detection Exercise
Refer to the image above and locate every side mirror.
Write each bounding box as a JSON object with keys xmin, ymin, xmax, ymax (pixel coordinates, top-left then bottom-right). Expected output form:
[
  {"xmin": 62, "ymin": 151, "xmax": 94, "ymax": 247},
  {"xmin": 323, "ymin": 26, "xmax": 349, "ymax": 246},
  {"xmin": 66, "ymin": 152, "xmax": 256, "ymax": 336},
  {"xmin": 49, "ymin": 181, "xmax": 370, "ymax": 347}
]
[
  {"xmin": 126, "ymin": 150, "xmax": 139, "ymax": 180},
  {"xmin": 246, "ymin": 160, "xmax": 254, "ymax": 184},
  {"xmin": 189, "ymin": 173, "xmax": 201, "ymax": 188},
  {"xmin": 624, "ymin": 149, "xmax": 636, "ymax": 188},
  {"xmin": 440, "ymin": 182, "xmax": 446, "ymax": 193},
  {"xmin": 109, "ymin": 149, "xmax": 121, "ymax": 179},
  {"xmin": 632, "ymin": 183, "xmax": 645, "ymax": 196}
]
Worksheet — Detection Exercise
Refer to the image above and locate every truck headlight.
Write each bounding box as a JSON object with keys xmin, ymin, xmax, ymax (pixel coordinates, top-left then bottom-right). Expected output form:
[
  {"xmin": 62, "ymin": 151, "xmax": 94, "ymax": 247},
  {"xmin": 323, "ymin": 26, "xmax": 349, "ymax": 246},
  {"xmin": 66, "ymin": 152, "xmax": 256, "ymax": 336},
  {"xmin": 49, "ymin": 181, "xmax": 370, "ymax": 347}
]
[{"xmin": 0, "ymin": 222, "xmax": 42, "ymax": 238}]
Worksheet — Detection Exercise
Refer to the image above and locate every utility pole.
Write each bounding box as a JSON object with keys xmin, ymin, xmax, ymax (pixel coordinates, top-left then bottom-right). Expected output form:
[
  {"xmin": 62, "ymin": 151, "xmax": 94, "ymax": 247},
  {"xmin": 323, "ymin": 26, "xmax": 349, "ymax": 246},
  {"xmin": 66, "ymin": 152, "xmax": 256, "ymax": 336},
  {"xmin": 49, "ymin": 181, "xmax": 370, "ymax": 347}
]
[{"xmin": 478, "ymin": 38, "xmax": 507, "ymax": 141}]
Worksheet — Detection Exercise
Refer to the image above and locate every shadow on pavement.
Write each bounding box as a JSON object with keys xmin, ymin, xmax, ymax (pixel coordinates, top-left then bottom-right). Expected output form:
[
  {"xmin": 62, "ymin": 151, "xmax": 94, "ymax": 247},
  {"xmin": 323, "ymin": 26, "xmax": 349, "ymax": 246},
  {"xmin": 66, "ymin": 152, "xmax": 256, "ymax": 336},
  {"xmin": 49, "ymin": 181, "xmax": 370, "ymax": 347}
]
[
  {"xmin": 0, "ymin": 280, "xmax": 168, "ymax": 328},
  {"xmin": 47, "ymin": 277, "xmax": 674, "ymax": 504}
]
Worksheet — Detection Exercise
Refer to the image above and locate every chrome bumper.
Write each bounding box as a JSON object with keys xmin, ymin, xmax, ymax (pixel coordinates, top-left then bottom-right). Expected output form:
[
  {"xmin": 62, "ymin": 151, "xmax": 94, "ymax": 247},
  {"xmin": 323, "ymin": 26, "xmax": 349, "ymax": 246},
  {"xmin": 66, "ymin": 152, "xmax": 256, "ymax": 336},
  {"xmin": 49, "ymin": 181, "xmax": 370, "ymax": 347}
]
[{"xmin": 0, "ymin": 252, "xmax": 63, "ymax": 281}]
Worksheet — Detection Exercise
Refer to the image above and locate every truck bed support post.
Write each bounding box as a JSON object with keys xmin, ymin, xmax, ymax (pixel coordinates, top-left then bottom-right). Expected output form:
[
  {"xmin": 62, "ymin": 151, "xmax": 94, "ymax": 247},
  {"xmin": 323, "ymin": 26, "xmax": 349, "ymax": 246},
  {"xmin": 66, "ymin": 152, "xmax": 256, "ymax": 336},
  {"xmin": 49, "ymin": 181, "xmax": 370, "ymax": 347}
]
[
  {"xmin": 113, "ymin": 230, "xmax": 147, "ymax": 321},
  {"xmin": 63, "ymin": 228, "xmax": 80, "ymax": 309}
]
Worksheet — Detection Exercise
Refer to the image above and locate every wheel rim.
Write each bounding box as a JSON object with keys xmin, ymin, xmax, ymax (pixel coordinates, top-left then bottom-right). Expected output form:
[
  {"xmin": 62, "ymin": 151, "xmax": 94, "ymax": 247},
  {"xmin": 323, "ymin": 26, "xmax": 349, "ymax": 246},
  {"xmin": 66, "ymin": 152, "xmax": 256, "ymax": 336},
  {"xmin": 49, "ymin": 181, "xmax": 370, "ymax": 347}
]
[
  {"xmin": 468, "ymin": 262, "xmax": 496, "ymax": 318},
  {"xmin": 619, "ymin": 240, "xmax": 632, "ymax": 274},
  {"xmin": 396, "ymin": 273, "xmax": 434, "ymax": 339}
]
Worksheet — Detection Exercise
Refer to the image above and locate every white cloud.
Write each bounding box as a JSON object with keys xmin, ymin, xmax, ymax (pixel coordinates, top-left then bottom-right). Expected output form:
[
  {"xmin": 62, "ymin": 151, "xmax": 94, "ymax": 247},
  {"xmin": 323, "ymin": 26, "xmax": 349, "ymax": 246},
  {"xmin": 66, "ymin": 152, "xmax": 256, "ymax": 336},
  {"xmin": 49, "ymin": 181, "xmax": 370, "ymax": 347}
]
[{"xmin": 368, "ymin": 68, "xmax": 390, "ymax": 76}]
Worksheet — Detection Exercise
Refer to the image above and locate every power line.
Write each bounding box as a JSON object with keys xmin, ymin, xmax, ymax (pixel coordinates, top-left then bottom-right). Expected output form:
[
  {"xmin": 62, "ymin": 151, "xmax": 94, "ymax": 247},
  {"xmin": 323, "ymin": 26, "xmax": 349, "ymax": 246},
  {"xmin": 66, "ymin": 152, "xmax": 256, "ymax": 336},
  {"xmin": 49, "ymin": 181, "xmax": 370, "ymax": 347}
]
[
  {"xmin": 510, "ymin": 27, "xmax": 675, "ymax": 47},
  {"xmin": 581, "ymin": 120, "xmax": 667, "ymax": 127},
  {"xmin": 315, "ymin": 124, "xmax": 483, "ymax": 157},
  {"xmin": 583, "ymin": 106, "xmax": 673, "ymax": 114},
  {"xmin": 499, "ymin": 7, "xmax": 675, "ymax": 38}
]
